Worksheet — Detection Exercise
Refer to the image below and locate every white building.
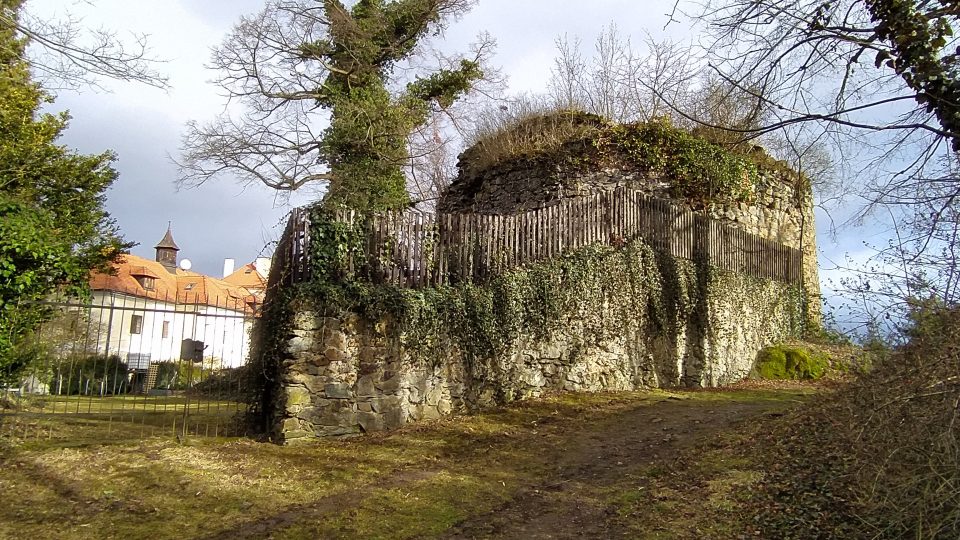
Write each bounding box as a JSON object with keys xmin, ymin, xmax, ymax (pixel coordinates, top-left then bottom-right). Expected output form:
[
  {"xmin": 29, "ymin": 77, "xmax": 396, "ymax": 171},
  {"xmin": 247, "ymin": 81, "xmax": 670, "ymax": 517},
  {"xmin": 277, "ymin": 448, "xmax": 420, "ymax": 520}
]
[{"xmin": 86, "ymin": 228, "xmax": 259, "ymax": 374}]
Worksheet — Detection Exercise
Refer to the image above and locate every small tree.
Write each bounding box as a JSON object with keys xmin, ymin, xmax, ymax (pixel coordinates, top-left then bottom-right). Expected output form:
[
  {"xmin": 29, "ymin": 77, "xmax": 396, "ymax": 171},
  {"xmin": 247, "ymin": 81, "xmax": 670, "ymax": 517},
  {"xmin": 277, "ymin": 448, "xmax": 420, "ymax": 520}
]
[{"xmin": 179, "ymin": 0, "xmax": 487, "ymax": 212}]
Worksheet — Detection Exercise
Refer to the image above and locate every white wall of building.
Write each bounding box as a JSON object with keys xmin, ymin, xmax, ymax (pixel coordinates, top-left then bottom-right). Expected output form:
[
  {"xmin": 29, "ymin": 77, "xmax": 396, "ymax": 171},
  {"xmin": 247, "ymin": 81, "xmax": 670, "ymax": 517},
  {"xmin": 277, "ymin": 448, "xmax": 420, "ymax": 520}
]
[{"xmin": 87, "ymin": 291, "xmax": 253, "ymax": 369}]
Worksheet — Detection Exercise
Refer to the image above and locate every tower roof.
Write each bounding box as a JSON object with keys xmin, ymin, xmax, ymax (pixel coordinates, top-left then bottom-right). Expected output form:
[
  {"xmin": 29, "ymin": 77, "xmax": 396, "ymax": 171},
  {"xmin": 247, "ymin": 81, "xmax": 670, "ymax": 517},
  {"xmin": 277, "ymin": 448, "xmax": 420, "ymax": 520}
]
[{"xmin": 154, "ymin": 225, "xmax": 180, "ymax": 251}]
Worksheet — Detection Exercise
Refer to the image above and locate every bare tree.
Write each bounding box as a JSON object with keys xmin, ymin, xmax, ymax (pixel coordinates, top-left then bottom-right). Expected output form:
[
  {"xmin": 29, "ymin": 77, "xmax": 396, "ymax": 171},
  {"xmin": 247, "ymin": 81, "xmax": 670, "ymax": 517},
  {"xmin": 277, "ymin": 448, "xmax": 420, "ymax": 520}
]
[
  {"xmin": 676, "ymin": 0, "xmax": 960, "ymax": 336},
  {"xmin": 544, "ymin": 24, "xmax": 816, "ymax": 162},
  {"xmin": 548, "ymin": 34, "xmax": 587, "ymax": 111},
  {"xmin": 688, "ymin": 0, "xmax": 958, "ymax": 201},
  {"xmin": 406, "ymin": 35, "xmax": 507, "ymax": 207},
  {"xmin": 0, "ymin": 0, "xmax": 168, "ymax": 90},
  {"xmin": 547, "ymin": 26, "xmax": 699, "ymax": 124}
]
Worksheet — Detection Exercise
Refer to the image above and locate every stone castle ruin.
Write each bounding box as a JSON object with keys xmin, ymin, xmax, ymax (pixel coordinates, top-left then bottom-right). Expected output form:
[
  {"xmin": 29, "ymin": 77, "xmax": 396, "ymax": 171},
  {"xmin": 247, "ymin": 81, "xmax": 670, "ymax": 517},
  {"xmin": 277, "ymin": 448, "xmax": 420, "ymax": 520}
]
[{"xmin": 254, "ymin": 114, "xmax": 820, "ymax": 442}]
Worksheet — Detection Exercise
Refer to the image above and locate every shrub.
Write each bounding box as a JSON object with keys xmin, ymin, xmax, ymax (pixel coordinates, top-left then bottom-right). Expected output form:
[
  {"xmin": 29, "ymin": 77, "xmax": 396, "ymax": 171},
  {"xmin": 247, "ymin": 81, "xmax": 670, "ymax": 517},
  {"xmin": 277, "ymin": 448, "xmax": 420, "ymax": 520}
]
[
  {"xmin": 749, "ymin": 307, "xmax": 960, "ymax": 538},
  {"xmin": 186, "ymin": 366, "xmax": 246, "ymax": 400},
  {"xmin": 0, "ymin": 335, "xmax": 52, "ymax": 386},
  {"xmin": 152, "ymin": 361, "xmax": 208, "ymax": 391},
  {"xmin": 52, "ymin": 354, "xmax": 129, "ymax": 395}
]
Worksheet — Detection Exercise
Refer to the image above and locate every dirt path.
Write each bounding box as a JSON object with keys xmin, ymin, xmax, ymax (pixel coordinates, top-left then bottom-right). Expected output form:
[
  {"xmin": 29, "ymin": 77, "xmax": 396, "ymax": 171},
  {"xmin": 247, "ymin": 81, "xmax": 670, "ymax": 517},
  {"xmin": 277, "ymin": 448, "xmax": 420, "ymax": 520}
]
[{"xmin": 439, "ymin": 394, "xmax": 789, "ymax": 539}]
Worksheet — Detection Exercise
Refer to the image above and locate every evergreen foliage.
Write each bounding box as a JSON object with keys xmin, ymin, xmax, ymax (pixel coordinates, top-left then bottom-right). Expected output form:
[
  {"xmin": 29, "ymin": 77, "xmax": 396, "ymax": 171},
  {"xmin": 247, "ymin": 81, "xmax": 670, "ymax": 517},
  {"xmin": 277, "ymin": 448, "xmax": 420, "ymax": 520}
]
[
  {"xmin": 0, "ymin": 0, "xmax": 127, "ymax": 382},
  {"xmin": 315, "ymin": 0, "xmax": 482, "ymax": 210},
  {"xmin": 51, "ymin": 354, "xmax": 129, "ymax": 396}
]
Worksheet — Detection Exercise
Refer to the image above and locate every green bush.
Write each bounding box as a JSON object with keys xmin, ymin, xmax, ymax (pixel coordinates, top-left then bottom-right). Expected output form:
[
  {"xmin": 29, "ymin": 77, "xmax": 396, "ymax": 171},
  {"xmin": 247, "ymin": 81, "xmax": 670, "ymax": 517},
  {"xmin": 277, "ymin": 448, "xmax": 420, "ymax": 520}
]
[
  {"xmin": 152, "ymin": 361, "xmax": 208, "ymax": 391},
  {"xmin": 186, "ymin": 366, "xmax": 246, "ymax": 400},
  {"xmin": 52, "ymin": 354, "xmax": 129, "ymax": 395},
  {"xmin": 753, "ymin": 345, "xmax": 827, "ymax": 380},
  {"xmin": 0, "ymin": 334, "xmax": 52, "ymax": 386}
]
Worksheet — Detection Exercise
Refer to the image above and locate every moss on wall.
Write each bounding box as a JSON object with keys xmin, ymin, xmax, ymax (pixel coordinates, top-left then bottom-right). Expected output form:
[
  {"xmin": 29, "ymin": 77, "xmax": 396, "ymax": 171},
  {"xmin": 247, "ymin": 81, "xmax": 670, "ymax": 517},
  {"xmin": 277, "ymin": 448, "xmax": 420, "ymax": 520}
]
[{"xmin": 753, "ymin": 345, "xmax": 828, "ymax": 380}]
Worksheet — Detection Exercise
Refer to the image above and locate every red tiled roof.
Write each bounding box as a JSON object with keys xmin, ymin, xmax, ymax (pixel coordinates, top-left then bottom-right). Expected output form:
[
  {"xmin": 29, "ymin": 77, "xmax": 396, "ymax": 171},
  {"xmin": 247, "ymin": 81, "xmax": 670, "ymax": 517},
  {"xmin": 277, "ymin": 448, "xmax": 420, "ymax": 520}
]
[
  {"xmin": 223, "ymin": 262, "xmax": 267, "ymax": 290},
  {"xmin": 90, "ymin": 254, "xmax": 257, "ymax": 313}
]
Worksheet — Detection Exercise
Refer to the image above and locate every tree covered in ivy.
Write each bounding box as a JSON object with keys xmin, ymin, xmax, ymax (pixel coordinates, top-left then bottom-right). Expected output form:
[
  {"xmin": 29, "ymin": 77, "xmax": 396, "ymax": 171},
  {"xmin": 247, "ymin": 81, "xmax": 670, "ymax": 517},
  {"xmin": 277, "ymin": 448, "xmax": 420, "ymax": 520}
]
[
  {"xmin": 0, "ymin": 0, "xmax": 127, "ymax": 382},
  {"xmin": 179, "ymin": 0, "xmax": 486, "ymax": 212}
]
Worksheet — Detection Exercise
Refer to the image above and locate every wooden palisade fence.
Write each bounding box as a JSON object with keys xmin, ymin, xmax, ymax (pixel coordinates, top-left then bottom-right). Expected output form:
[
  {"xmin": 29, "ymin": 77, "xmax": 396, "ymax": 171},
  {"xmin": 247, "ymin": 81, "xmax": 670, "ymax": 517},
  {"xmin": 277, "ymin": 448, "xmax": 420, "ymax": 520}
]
[{"xmin": 276, "ymin": 186, "xmax": 802, "ymax": 288}]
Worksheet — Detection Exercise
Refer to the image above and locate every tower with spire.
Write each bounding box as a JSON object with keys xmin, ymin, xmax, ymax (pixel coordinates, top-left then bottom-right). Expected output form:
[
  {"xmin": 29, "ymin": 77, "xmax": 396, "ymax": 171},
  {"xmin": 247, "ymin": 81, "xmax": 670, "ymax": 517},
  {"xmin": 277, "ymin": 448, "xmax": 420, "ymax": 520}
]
[{"xmin": 154, "ymin": 223, "xmax": 180, "ymax": 273}]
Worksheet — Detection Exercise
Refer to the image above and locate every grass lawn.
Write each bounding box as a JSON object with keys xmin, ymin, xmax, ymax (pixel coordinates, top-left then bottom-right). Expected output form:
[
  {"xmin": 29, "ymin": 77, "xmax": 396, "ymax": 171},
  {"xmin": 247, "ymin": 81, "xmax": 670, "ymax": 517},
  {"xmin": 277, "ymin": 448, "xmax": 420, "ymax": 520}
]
[
  {"xmin": 0, "ymin": 385, "xmax": 817, "ymax": 539},
  {"xmin": 1, "ymin": 394, "xmax": 246, "ymax": 444}
]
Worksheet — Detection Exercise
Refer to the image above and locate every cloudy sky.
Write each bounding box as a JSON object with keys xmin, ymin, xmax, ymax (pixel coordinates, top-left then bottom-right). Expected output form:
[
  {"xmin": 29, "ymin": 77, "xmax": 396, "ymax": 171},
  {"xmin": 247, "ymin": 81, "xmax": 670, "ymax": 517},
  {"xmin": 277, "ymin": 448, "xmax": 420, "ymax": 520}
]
[
  {"xmin": 21, "ymin": 0, "xmax": 718, "ymax": 277},
  {"xmin": 23, "ymin": 0, "xmax": 863, "ymax": 290}
]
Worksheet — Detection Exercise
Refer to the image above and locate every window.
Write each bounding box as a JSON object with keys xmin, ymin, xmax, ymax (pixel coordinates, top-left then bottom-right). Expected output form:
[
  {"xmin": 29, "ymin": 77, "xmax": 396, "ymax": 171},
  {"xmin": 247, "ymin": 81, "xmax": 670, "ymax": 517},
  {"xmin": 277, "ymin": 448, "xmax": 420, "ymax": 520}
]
[
  {"xmin": 162, "ymin": 320, "xmax": 170, "ymax": 338},
  {"xmin": 135, "ymin": 276, "xmax": 156, "ymax": 290},
  {"xmin": 130, "ymin": 314, "xmax": 143, "ymax": 335}
]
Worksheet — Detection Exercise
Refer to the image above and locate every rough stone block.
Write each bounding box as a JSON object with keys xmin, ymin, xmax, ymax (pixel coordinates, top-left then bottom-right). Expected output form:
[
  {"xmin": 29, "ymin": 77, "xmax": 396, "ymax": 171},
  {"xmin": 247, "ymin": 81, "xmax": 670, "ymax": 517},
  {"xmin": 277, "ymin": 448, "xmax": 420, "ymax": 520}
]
[
  {"xmin": 324, "ymin": 383, "xmax": 353, "ymax": 399},
  {"xmin": 316, "ymin": 425, "xmax": 361, "ymax": 438},
  {"xmin": 281, "ymin": 430, "xmax": 315, "ymax": 443},
  {"xmin": 420, "ymin": 405, "xmax": 441, "ymax": 420},
  {"xmin": 292, "ymin": 311, "xmax": 321, "ymax": 331},
  {"xmin": 446, "ymin": 383, "xmax": 464, "ymax": 398},
  {"xmin": 320, "ymin": 317, "xmax": 342, "ymax": 332},
  {"xmin": 325, "ymin": 332, "xmax": 348, "ymax": 351},
  {"xmin": 425, "ymin": 386, "xmax": 443, "ymax": 407},
  {"xmin": 406, "ymin": 384, "xmax": 423, "ymax": 404},
  {"xmin": 540, "ymin": 343, "xmax": 565, "ymax": 360},
  {"xmin": 356, "ymin": 411, "xmax": 384, "ymax": 432},
  {"xmin": 382, "ymin": 406, "xmax": 404, "ymax": 429},
  {"xmin": 356, "ymin": 375, "xmax": 377, "ymax": 398},
  {"xmin": 280, "ymin": 417, "xmax": 303, "ymax": 434},
  {"xmin": 377, "ymin": 375, "xmax": 401, "ymax": 394},
  {"xmin": 371, "ymin": 396, "xmax": 401, "ymax": 414},
  {"xmin": 478, "ymin": 388, "xmax": 496, "ymax": 407},
  {"xmin": 324, "ymin": 347, "xmax": 346, "ymax": 363},
  {"xmin": 437, "ymin": 398, "xmax": 453, "ymax": 415},
  {"xmin": 287, "ymin": 335, "xmax": 314, "ymax": 355},
  {"xmin": 285, "ymin": 387, "xmax": 312, "ymax": 410},
  {"xmin": 408, "ymin": 405, "xmax": 423, "ymax": 421},
  {"xmin": 520, "ymin": 369, "xmax": 546, "ymax": 388}
]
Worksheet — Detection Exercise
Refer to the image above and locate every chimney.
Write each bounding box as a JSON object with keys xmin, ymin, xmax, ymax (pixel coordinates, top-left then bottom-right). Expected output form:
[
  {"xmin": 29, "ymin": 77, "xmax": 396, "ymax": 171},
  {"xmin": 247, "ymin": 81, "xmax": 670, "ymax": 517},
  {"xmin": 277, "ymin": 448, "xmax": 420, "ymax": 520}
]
[
  {"xmin": 255, "ymin": 257, "xmax": 271, "ymax": 278},
  {"xmin": 154, "ymin": 224, "xmax": 180, "ymax": 273},
  {"xmin": 222, "ymin": 258, "xmax": 236, "ymax": 278}
]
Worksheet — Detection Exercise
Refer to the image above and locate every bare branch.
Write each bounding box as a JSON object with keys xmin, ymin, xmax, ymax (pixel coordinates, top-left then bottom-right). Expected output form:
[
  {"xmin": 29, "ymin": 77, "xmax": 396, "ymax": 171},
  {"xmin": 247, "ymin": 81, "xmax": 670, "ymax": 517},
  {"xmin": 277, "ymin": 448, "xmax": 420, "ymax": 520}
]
[{"xmin": 1, "ymin": 3, "xmax": 168, "ymax": 91}]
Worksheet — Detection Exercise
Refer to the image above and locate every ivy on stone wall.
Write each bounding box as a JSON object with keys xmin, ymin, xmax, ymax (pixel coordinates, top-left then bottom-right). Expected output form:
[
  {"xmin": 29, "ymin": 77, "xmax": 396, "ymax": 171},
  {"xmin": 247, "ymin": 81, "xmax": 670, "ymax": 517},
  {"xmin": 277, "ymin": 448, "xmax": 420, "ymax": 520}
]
[
  {"xmin": 243, "ymin": 285, "xmax": 297, "ymax": 434},
  {"xmin": 292, "ymin": 236, "xmax": 804, "ymax": 373},
  {"xmin": 307, "ymin": 206, "xmax": 367, "ymax": 284},
  {"xmin": 246, "ymin": 222, "xmax": 805, "ymax": 435},
  {"xmin": 601, "ymin": 121, "xmax": 761, "ymax": 205}
]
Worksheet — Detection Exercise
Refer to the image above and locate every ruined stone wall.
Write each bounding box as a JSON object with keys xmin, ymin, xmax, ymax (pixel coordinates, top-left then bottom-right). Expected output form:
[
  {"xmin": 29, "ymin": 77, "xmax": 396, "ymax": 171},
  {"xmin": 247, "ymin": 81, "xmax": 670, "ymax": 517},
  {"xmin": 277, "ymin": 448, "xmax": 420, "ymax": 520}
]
[
  {"xmin": 273, "ymin": 250, "xmax": 803, "ymax": 443},
  {"xmin": 440, "ymin": 164, "xmax": 821, "ymax": 325}
]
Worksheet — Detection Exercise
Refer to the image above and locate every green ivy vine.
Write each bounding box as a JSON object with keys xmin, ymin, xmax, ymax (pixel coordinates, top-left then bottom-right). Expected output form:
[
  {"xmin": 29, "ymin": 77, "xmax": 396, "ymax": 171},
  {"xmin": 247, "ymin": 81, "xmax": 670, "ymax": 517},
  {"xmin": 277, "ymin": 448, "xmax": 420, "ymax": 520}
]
[{"xmin": 291, "ymin": 235, "xmax": 803, "ymax": 373}]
